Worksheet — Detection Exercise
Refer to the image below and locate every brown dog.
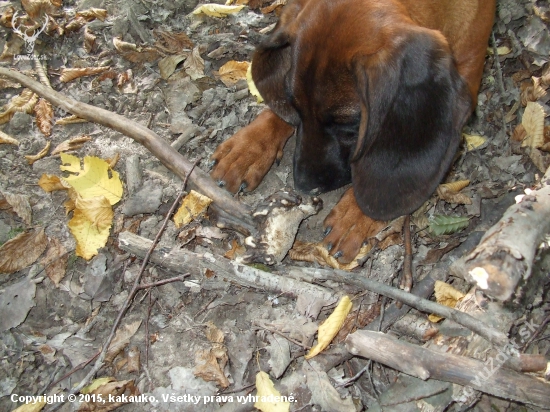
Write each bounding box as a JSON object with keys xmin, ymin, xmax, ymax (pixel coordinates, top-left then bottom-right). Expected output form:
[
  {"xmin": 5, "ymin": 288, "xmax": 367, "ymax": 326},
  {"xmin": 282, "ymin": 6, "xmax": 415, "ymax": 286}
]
[{"xmin": 211, "ymin": 0, "xmax": 496, "ymax": 263}]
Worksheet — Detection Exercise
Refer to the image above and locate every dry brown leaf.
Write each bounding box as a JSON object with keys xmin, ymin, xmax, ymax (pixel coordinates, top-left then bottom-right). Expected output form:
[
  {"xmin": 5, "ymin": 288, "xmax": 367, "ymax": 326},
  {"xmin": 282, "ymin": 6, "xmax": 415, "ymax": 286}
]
[
  {"xmin": 38, "ymin": 173, "xmax": 70, "ymax": 192},
  {"xmin": 0, "ymin": 36, "xmax": 24, "ymax": 61},
  {"xmin": 183, "ymin": 47, "xmax": 205, "ymax": 80},
  {"xmin": 106, "ymin": 152, "xmax": 120, "ymax": 169},
  {"xmin": 0, "ymin": 228, "xmax": 48, "ymax": 274},
  {"xmin": 0, "ymin": 88, "xmax": 37, "ymax": 124},
  {"xmin": 126, "ymin": 346, "xmax": 140, "ymax": 373},
  {"xmin": 60, "ymin": 67, "xmax": 110, "ymax": 83},
  {"xmin": 25, "ymin": 140, "xmax": 50, "ymax": 165},
  {"xmin": 520, "ymin": 76, "xmax": 547, "ymax": 106},
  {"xmin": 1, "ymin": 191, "xmax": 32, "ymax": 225},
  {"xmin": 437, "ymin": 182, "xmax": 472, "ymax": 205},
  {"xmin": 80, "ymin": 379, "xmax": 138, "ymax": 411},
  {"xmin": 0, "ymin": 129, "xmax": 19, "ymax": 145},
  {"xmin": 41, "ymin": 236, "xmax": 68, "ymax": 286},
  {"xmin": 224, "ymin": 239, "xmax": 246, "ymax": 259},
  {"xmin": 56, "ymin": 114, "xmax": 87, "ymax": 124},
  {"xmin": 64, "ymin": 15, "xmax": 87, "ymax": 33},
  {"xmin": 0, "ymin": 6, "xmax": 14, "ymax": 28},
  {"xmin": 51, "ymin": 135, "xmax": 92, "ymax": 155},
  {"xmin": 512, "ymin": 124, "xmax": 527, "ymax": 142},
  {"xmin": 194, "ymin": 347, "xmax": 230, "ymax": 388},
  {"xmin": 216, "ymin": 60, "xmax": 249, "ymax": 86},
  {"xmin": 261, "ymin": 0, "xmax": 286, "ymax": 14},
  {"xmin": 34, "ymin": 98, "xmax": 54, "ymax": 137},
  {"xmin": 84, "ymin": 26, "xmax": 97, "ymax": 53},
  {"xmin": 153, "ymin": 29, "xmax": 194, "ymax": 54},
  {"xmin": 117, "ymin": 70, "xmax": 132, "ymax": 88},
  {"xmin": 158, "ymin": 54, "xmax": 187, "ymax": 80},
  {"xmin": 527, "ymin": 147, "xmax": 550, "ymax": 173},
  {"xmin": 105, "ymin": 320, "xmax": 142, "ymax": 363},
  {"xmin": 334, "ymin": 302, "xmax": 381, "ymax": 344},
  {"xmin": 289, "ymin": 240, "xmax": 372, "ymax": 270},
  {"xmin": 205, "ymin": 322, "xmax": 224, "ymax": 344},
  {"xmin": 22, "ymin": 0, "xmax": 61, "ymax": 19},
  {"xmin": 113, "ymin": 37, "xmax": 162, "ymax": 63},
  {"xmin": 76, "ymin": 8, "xmax": 108, "ymax": 21},
  {"xmin": 522, "ymin": 101, "xmax": 545, "ymax": 149}
]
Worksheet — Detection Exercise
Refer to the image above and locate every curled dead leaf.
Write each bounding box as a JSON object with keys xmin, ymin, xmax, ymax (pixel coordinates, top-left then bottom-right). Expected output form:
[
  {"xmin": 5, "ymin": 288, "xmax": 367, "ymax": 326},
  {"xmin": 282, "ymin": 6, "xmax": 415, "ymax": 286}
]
[
  {"xmin": 191, "ymin": 4, "xmax": 245, "ymax": 17},
  {"xmin": 56, "ymin": 114, "xmax": 87, "ymax": 124},
  {"xmin": 289, "ymin": 241, "xmax": 372, "ymax": 270},
  {"xmin": 437, "ymin": 181, "xmax": 472, "ymax": 205},
  {"xmin": 84, "ymin": 26, "xmax": 97, "ymax": 53},
  {"xmin": 25, "ymin": 140, "xmax": 50, "ymax": 165},
  {"xmin": 0, "ymin": 129, "xmax": 19, "ymax": 145},
  {"xmin": 113, "ymin": 37, "xmax": 162, "ymax": 63},
  {"xmin": 0, "ymin": 88, "xmax": 38, "ymax": 125},
  {"xmin": 521, "ymin": 102, "xmax": 545, "ymax": 149},
  {"xmin": 51, "ymin": 135, "xmax": 92, "ymax": 155},
  {"xmin": 34, "ymin": 98, "xmax": 54, "ymax": 137},
  {"xmin": 60, "ymin": 67, "xmax": 110, "ymax": 83},
  {"xmin": 76, "ymin": 8, "xmax": 108, "ymax": 21},
  {"xmin": 521, "ymin": 76, "xmax": 547, "ymax": 106},
  {"xmin": 194, "ymin": 347, "xmax": 230, "ymax": 388},
  {"xmin": 154, "ymin": 29, "xmax": 194, "ymax": 54}
]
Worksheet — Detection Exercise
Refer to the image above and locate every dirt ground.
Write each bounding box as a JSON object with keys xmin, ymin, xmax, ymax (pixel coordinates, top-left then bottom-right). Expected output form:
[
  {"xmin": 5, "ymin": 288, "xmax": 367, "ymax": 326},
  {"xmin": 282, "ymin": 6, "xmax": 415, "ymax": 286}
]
[{"xmin": 0, "ymin": 0, "xmax": 549, "ymax": 411}]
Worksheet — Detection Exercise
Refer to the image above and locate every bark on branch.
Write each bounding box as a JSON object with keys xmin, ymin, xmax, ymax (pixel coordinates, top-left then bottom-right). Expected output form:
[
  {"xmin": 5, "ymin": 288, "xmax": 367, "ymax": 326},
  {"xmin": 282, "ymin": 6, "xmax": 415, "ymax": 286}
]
[
  {"xmin": 345, "ymin": 330, "xmax": 550, "ymax": 409},
  {"xmin": 451, "ymin": 167, "xmax": 550, "ymax": 301},
  {"xmin": 0, "ymin": 67, "xmax": 256, "ymax": 235}
]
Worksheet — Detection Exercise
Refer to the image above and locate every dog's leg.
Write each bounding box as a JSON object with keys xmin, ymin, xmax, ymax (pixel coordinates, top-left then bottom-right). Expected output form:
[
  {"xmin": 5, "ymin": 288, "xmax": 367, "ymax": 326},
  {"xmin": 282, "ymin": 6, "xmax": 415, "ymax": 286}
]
[
  {"xmin": 210, "ymin": 109, "xmax": 294, "ymax": 193},
  {"xmin": 323, "ymin": 188, "xmax": 386, "ymax": 264}
]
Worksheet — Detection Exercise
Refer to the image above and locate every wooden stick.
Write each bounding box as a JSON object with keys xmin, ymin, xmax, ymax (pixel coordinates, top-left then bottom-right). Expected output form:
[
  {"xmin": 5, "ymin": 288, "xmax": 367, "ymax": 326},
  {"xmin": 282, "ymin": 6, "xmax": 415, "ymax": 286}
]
[
  {"xmin": 451, "ymin": 167, "xmax": 550, "ymax": 300},
  {"xmin": 0, "ymin": 67, "xmax": 257, "ymax": 235},
  {"xmin": 345, "ymin": 330, "xmax": 550, "ymax": 409},
  {"xmin": 118, "ymin": 232, "xmax": 509, "ymax": 347}
]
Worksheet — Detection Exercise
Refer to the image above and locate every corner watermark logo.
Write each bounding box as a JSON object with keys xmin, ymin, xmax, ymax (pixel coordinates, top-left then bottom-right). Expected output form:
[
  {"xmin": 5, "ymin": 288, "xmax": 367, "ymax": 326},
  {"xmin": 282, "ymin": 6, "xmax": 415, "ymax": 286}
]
[{"xmin": 11, "ymin": 11, "xmax": 49, "ymax": 59}]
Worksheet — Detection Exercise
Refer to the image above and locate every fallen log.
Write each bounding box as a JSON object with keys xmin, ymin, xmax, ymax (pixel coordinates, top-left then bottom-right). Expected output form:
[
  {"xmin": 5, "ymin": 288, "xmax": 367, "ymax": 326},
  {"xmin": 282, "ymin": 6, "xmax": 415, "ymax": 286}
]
[
  {"xmin": 0, "ymin": 67, "xmax": 256, "ymax": 235},
  {"xmin": 345, "ymin": 330, "xmax": 550, "ymax": 409},
  {"xmin": 451, "ymin": 167, "xmax": 550, "ymax": 301}
]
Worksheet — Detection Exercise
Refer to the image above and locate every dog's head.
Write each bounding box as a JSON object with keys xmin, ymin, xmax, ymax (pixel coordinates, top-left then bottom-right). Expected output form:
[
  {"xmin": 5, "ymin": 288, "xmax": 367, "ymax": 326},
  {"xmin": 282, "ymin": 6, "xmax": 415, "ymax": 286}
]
[{"xmin": 251, "ymin": 0, "xmax": 473, "ymax": 220}]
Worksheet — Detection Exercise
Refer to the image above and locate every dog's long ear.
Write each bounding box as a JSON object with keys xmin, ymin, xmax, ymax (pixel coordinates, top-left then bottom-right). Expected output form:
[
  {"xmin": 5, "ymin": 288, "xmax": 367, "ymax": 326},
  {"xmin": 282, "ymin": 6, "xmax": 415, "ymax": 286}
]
[{"xmin": 352, "ymin": 29, "xmax": 472, "ymax": 221}]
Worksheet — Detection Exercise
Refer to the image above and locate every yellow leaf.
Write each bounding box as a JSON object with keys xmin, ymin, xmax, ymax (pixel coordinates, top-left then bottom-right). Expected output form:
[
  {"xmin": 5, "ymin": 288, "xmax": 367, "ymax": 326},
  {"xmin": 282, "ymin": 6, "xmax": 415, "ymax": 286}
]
[
  {"xmin": 247, "ymin": 63, "xmax": 263, "ymax": 103},
  {"xmin": 305, "ymin": 296, "xmax": 352, "ymax": 359},
  {"xmin": 11, "ymin": 400, "xmax": 46, "ymax": 412},
  {"xmin": 217, "ymin": 60, "xmax": 249, "ymax": 87},
  {"xmin": 192, "ymin": 4, "xmax": 245, "ymax": 17},
  {"xmin": 487, "ymin": 46, "xmax": 511, "ymax": 55},
  {"xmin": 439, "ymin": 180, "xmax": 470, "ymax": 193},
  {"xmin": 522, "ymin": 102, "xmax": 545, "ymax": 149},
  {"xmin": 173, "ymin": 190, "xmax": 212, "ymax": 228},
  {"xmin": 60, "ymin": 153, "xmax": 123, "ymax": 205},
  {"xmin": 429, "ymin": 280, "xmax": 465, "ymax": 322},
  {"xmin": 254, "ymin": 371, "xmax": 290, "ymax": 412},
  {"xmin": 68, "ymin": 197, "xmax": 113, "ymax": 260},
  {"xmin": 463, "ymin": 133, "xmax": 486, "ymax": 151},
  {"xmin": 81, "ymin": 377, "xmax": 115, "ymax": 394}
]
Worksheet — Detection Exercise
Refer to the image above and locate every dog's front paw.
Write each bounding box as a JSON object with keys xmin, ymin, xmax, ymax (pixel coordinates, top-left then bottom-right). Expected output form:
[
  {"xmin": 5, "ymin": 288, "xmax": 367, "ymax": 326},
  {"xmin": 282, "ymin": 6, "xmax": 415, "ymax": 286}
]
[
  {"xmin": 210, "ymin": 110, "xmax": 294, "ymax": 193},
  {"xmin": 323, "ymin": 188, "xmax": 386, "ymax": 264},
  {"xmin": 241, "ymin": 191, "xmax": 323, "ymax": 265}
]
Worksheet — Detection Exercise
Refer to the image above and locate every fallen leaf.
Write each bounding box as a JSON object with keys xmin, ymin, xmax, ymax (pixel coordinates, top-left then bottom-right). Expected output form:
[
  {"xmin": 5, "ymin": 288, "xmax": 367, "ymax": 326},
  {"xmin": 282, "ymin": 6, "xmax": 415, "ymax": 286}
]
[
  {"xmin": 34, "ymin": 98, "xmax": 54, "ymax": 137},
  {"xmin": 11, "ymin": 398, "xmax": 45, "ymax": 411},
  {"xmin": 0, "ymin": 228, "xmax": 47, "ymax": 274},
  {"xmin": 0, "ymin": 129, "xmax": 19, "ymax": 145},
  {"xmin": 305, "ymin": 366, "xmax": 355, "ymax": 412},
  {"xmin": 463, "ymin": 133, "xmax": 486, "ymax": 151},
  {"xmin": 183, "ymin": 47, "xmax": 205, "ymax": 80},
  {"xmin": 41, "ymin": 237, "xmax": 68, "ymax": 286},
  {"xmin": 205, "ymin": 322, "xmax": 225, "ymax": 344},
  {"xmin": 1, "ymin": 191, "xmax": 32, "ymax": 225},
  {"xmin": 289, "ymin": 241, "xmax": 373, "ymax": 270},
  {"xmin": 76, "ymin": 8, "xmax": 108, "ymax": 21},
  {"xmin": 105, "ymin": 321, "xmax": 142, "ymax": 363},
  {"xmin": 25, "ymin": 140, "xmax": 50, "ymax": 165},
  {"xmin": 216, "ymin": 60, "xmax": 249, "ymax": 86},
  {"xmin": 79, "ymin": 378, "xmax": 137, "ymax": 411},
  {"xmin": 522, "ymin": 101, "xmax": 545, "ymax": 149},
  {"xmin": 261, "ymin": 0, "xmax": 286, "ymax": 14},
  {"xmin": 154, "ymin": 29, "xmax": 194, "ymax": 54},
  {"xmin": 428, "ymin": 281, "xmax": 465, "ymax": 322},
  {"xmin": 191, "ymin": 4, "xmax": 245, "ymax": 17},
  {"xmin": 305, "ymin": 296, "xmax": 352, "ymax": 359},
  {"xmin": 173, "ymin": 190, "xmax": 212, "ymax": 228},
  {"xmin": 247, "ymin": 63, "xmax": 263, "ymax": 103},
  {"xmin": 487, "ymin": 45, "xmax": 511, "ymax": 55},
  {"xmin": 254, "ymin": 371, "xmax": 290, "ymax": 412},
  {"xmin": 428, "ymin": 215, "xmax": 469, "ymax": 236},
  {"xmin": 159, "ymin": 54, "xmax": 187, "ymax": 79},
  {"xmin": 51, "ymin": 135, "xmax": 92, "ymax": 155},
  {"xmin": 113, "ymin": 37, "xmax": 161, "ymax": 63},
  {"xmin": 194, "ymin": 347, "xmax": 230, "ymax": 388},
  {"xmin": 0, "ymin": 277, "xmax": 37, "ymax": 332},
  {"xmin": 38, "ymin": 174, "xmax": 70, "ymax": 192},
  {"xmin": 60, "ymin": 67, "xmax": 110, "ymax": 83},
  {"xmin": 68, "ymin": 195, "xmax": 113, "ymax": 260},
  {"xmin": 56, "ymin": 114, "xmax": 87, "ymax": 124},
  {"xmin": 224, "ymin": 239, "xmax": 246, "ymax": 259},
  {"xmin": 0, "ymin": 88, "xmax": 37, "ymax": 125},
  {"xmin": 437, "ymin": 181, "xmax": 472, "ymax": 205},
  {"xmin": 60, "ymin": 153, "xmax": 123, "ymax": 205}
]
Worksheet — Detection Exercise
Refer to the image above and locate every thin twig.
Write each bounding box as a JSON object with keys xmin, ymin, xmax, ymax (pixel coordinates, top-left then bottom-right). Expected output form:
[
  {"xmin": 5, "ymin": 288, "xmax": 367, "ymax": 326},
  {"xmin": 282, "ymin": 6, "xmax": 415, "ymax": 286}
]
[
  {"xmin": 256, "ymin": 325, "xmax": 311, "ymax": 350},
  {"xmin": 400, "ymin": 214, "xmax": 413, "ymax": 293},
  {"xmin": 137, "ymin": 274, "xmax": 189, "ymax": 290}
]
